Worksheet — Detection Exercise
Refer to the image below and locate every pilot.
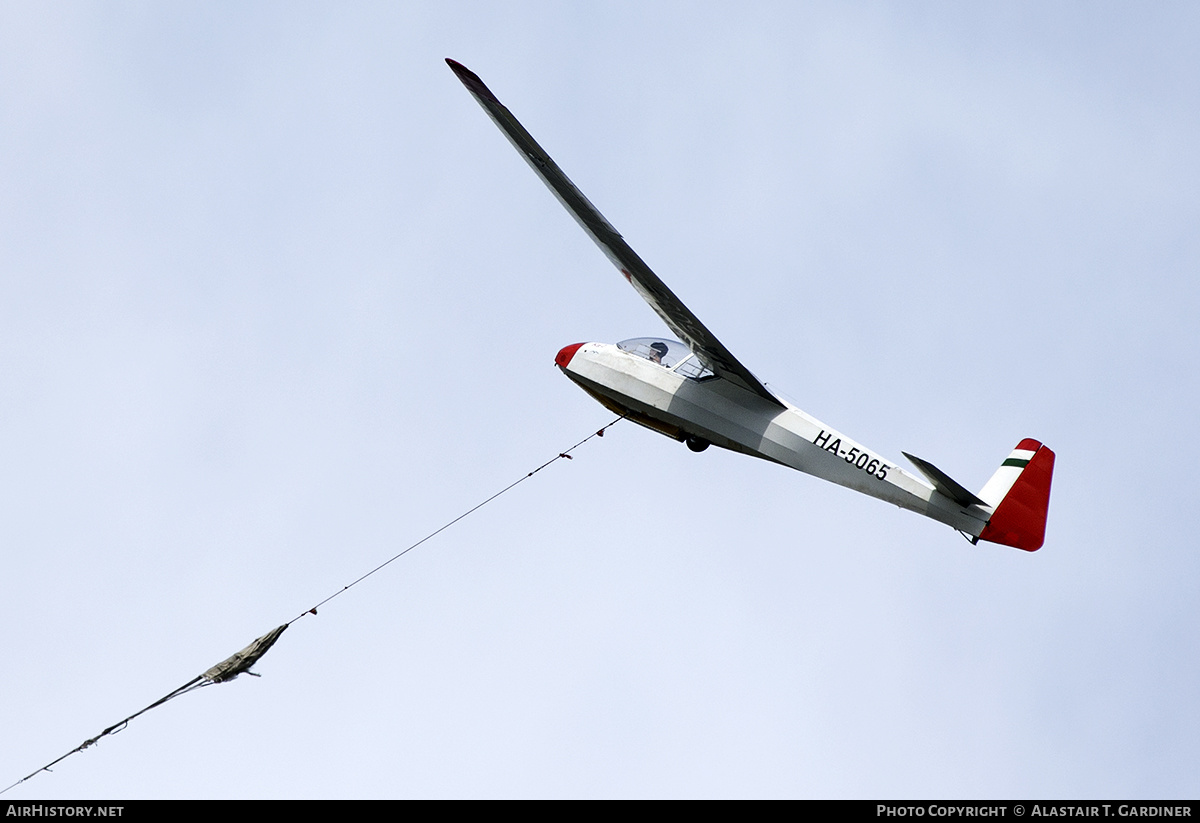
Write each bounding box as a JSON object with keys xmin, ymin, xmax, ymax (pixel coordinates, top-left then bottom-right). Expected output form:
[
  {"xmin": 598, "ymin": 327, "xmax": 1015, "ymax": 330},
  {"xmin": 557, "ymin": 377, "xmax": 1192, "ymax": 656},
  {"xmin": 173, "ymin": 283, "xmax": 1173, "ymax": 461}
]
[{"xmin": 648, "ymin": 341, "xmax": 669, "ymax": 365}]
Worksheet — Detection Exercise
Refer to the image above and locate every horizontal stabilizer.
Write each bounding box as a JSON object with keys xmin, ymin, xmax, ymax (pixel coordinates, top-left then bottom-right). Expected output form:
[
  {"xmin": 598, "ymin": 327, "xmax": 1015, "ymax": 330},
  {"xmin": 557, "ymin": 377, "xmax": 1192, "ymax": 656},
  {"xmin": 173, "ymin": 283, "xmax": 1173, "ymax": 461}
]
[{"xmin": 902, "ymin": 451, "xmax": 987, "ymax": 508}]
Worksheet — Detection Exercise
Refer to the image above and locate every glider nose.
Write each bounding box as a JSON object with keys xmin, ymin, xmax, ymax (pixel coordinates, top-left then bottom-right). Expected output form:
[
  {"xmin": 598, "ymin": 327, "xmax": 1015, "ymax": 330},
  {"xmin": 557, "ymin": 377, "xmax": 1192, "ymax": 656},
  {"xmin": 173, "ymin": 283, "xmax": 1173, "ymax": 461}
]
[{"xmin": 555, "ymin": 342, "xmax": 585, "ymax": 369}]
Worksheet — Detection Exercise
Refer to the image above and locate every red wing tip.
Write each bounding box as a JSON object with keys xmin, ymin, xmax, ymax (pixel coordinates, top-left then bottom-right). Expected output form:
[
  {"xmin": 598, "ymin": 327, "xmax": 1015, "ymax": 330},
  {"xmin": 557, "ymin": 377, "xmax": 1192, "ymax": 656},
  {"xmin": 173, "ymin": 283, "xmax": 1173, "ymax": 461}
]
[{"xmin": 1016, "ymin": 438, "xmax": 1043, "ymax": 451}]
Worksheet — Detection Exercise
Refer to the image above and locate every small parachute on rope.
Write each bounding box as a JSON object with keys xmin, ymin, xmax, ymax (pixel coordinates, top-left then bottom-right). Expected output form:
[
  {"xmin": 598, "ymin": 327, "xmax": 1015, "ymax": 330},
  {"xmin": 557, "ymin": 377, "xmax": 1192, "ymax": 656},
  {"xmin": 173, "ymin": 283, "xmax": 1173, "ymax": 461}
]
[
  {"xmin": 2, "ymin": 624, "xmax": 290, "ymax": 795},
  {"xmin": 203, "ymin": 625, "xmax": 288, "ymax": 683}
]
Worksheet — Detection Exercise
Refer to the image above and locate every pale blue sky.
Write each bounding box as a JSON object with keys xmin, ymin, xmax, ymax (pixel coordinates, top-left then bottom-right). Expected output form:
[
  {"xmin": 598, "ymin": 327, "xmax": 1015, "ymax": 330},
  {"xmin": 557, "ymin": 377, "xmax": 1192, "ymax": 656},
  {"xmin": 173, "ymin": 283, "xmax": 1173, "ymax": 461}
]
[{"xmin": 2, "ymin": 1, "xmax": 1198, "ymax": 798}]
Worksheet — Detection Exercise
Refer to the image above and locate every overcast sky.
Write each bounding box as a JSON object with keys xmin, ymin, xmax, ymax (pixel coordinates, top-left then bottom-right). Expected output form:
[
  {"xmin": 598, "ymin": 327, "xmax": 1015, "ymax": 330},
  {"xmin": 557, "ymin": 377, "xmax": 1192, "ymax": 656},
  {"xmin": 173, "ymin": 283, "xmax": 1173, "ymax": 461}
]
[{"xmin": 3, "ymin": 1, "xmax": 1198, "ymax": 799}]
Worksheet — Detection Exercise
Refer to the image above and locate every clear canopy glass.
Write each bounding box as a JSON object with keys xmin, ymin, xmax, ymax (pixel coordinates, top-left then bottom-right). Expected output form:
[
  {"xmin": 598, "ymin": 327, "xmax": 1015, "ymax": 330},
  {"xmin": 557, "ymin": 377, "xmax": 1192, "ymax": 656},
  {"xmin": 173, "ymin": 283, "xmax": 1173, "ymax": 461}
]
[{"xmin": 617, "ymin": 337, "xmax": 714, "ymax": 380}]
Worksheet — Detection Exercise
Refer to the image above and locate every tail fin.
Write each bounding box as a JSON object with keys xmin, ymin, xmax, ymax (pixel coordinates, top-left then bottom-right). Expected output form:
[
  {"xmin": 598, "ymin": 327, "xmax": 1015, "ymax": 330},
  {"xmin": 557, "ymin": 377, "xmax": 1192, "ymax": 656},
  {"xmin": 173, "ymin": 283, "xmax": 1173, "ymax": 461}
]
[{"xmin": 976, "ymin": 439, "xmax": 1055, "ymax": 552}]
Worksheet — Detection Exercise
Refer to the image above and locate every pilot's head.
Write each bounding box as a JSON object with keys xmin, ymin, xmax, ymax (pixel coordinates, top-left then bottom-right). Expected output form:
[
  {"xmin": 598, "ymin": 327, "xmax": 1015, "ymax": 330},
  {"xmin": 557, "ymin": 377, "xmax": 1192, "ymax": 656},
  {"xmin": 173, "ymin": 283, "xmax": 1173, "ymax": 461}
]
[{"xmin": 649, "ymin": 341, "xmax": 669, "ymax": 363}]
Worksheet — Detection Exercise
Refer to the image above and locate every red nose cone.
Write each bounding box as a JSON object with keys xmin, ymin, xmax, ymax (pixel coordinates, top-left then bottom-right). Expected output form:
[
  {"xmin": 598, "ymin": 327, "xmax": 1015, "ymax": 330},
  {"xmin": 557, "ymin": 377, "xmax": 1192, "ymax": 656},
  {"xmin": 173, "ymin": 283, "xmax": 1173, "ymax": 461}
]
[{"xmin": 555, "ymin": 342, "xmax": 585, "ymax": 369}]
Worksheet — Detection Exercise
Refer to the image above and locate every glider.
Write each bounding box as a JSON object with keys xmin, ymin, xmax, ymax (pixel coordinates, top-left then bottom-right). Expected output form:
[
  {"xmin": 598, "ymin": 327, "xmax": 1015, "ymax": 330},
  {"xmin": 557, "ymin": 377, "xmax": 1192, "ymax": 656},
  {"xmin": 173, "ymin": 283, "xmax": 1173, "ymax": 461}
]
[{"xmin": 447, "ymin": 59, "xmax": 1054, "ymax": 551}]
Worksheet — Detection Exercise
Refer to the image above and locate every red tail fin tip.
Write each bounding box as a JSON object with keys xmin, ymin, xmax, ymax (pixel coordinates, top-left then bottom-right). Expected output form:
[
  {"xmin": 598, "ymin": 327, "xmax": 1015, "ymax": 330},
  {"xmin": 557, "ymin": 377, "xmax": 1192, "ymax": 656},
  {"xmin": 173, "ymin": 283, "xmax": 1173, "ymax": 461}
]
[{"xmin": 977, "ymin": 439, "xmax": 1055, "ymax": 552}]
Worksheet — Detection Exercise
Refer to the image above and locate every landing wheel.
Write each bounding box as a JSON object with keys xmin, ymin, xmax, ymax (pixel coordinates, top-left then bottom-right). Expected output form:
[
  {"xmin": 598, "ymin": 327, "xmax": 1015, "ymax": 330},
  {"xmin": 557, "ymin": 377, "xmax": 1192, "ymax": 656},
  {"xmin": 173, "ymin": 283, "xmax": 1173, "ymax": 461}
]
[{"xmin": 685, "ymin": 436, "xmax": 710, "ymax": 453}]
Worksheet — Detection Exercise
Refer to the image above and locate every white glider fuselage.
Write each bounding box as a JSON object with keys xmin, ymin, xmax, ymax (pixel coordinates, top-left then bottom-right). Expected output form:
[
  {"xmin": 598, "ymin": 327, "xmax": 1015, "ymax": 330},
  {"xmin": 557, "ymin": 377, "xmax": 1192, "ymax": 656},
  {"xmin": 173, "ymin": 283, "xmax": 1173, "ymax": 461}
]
[{"xmin": 556, "ymin": 341, "xmax": 992, "ymax": 538}]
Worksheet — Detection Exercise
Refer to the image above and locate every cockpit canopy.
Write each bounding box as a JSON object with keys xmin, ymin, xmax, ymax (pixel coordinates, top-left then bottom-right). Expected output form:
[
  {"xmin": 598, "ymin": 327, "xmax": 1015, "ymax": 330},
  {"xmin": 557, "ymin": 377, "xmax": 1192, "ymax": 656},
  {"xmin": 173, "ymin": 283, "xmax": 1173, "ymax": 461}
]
[{"xmin": 617, "ymin": 337, "xmax": 714, "ymax": 380}]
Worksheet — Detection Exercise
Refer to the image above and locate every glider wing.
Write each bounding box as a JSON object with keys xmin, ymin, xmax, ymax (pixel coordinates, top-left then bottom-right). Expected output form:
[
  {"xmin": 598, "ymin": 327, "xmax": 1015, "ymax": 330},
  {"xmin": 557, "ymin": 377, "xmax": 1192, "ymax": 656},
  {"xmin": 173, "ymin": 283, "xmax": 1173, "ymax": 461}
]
[{"xmin": 447, "ymin": 59, "xmax": 782, "ymax": 406}]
